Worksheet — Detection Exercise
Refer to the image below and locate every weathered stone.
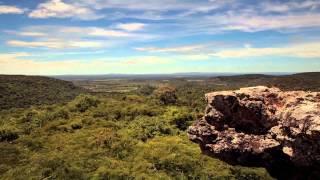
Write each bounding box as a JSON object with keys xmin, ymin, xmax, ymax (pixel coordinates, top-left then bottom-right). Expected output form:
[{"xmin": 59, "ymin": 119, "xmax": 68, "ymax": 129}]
[{"xmin": 188, "ymin": 86, "xmax": 320, "ymax": 179}]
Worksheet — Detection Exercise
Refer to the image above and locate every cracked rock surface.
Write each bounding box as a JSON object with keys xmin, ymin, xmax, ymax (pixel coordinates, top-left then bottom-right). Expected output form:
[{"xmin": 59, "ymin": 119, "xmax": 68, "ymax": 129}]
[{"xmin": 188, "ymin": 86, "xmax": 320, "ymax": 179}]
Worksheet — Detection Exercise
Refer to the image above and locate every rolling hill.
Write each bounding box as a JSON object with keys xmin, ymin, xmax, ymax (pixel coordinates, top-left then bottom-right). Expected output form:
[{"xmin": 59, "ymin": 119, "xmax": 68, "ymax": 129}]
[
  {"xmin": 0, "ymin": 75, "xmax": 85, "ymax": 110},
  {"xmin": 215, "ymin": 72, "xmax": 320, "ymax": 91}
]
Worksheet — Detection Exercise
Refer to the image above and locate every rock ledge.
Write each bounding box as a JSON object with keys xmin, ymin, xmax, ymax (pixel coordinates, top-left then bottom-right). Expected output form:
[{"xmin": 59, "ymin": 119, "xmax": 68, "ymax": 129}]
[{"xmin": 188, "ymin": 86, "xmax": 320, "ymax": 179}]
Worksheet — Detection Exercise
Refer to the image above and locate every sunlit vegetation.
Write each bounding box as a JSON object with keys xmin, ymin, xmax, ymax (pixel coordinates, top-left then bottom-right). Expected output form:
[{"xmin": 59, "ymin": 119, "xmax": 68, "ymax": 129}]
[
  {"xmin": 0, "ymin": 88, "xmax": 273, "ymax": 179},
  {"xmin": 2, "ymin": 73, "xmax": 318, "ymax": 179}
]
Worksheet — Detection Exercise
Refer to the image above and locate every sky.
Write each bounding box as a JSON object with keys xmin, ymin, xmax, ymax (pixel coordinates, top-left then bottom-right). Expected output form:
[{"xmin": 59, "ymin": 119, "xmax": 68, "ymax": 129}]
[{"xmin": 0, "ymin": 0, "xmax": 320, "ymax": 75}]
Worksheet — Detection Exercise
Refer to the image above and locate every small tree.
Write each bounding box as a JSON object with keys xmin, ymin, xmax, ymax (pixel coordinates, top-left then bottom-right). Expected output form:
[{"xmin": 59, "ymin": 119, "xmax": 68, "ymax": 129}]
[{"xmin": 154, "ymin": 85, "xmax": 177, "ymax": 105}]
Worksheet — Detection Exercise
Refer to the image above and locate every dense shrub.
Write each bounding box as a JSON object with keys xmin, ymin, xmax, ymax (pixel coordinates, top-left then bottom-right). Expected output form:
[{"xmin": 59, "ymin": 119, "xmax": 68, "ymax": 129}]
[
  {"xmin": 92, "ymin": 128, "xmax": 137, "ymax": 159},
  {"xmin": 125, "ymin": 117, "xmax": 174, "ymax": 141},
  {"xmin": 20, "ymin": 111, "xmax": 38, "ymax": 123},
  {"xmin": 231, "ymin": 166, "xmax": 273, "ymax": 180},
  {"xmin": 19, "ymin": 137, "xmax": 43, "ymax": 151},
  {"xmin": 135, "ymin": 136, "xmax": 234, "ymax": 179},
  {"xmin": 69, "ymin": 94, "xmax": 100, "ymax": 112},
  {"xmin": 0, "ymin": 144, "xmax": 24, "ymax": 175},
  {"xmin": 0, "ymin": 75, "xmax": 84, "ymax": 110},
  {"xmin": 39, "ymin": 158, "xmax": 87, "ymax": 180},
  {"xmin": 0, "ymin": 126, "xmax": 19, "ymax": 142},
  {"xmin": 92, "ymin": 161, "xmax": 134, "ymax": 179},
  {"xmin": 166, "ymin": 108, "xmax": 194, "ymax": 131},
  {"xmin": 71, "ymin": 122, "xmax": 83, "ymax": 130},
  {"xmin": 50, "ymin": 108, "xmax": 70, "ymax": 120},
  {"xmin": 104, "ymin": 103, "xmax": 162, "ymax": 121},
  {"xmin": 122, "ymin": 95, "xmax": 145, "ymax": 102}
]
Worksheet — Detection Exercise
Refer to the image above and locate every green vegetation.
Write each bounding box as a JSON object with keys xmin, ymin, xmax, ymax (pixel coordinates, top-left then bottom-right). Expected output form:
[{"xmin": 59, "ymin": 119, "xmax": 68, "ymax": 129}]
[
  {"xmin": 0, "ymin": 75, "xmax": 84, "ymax": 110},
  {"xmin": 1, "ymin": 72, "xmax": 319, "ymax": 179},
  {"xmin": 0, "ymin": 92, "xmax": 272, "ymax": 179},
  {"xmin": 215, "ymin": 72, "xmax": 320, "ymax": 91}
]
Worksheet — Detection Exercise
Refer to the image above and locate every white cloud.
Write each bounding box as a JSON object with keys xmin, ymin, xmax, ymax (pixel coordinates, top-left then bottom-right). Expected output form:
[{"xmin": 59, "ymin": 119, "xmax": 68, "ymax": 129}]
[
  {"xmin": 12, "ymin": 26, "xmax": 144, "ymax": 39},
  {"xmin": 202, "ymin": 13, "xmax": 320, "ymax": 33},
  {"xmin": 262, "ymin": 0, "xmax": 320, "ymax": 13},
  {"xmin": 18, "ymin": 32, "xmax": 47, "ymax": 37},
  {"xmin": 5, "ymin": 25, "xmax": 156, "ymax": 50},
  {"xmin": 7, "ymin": 40, "xmax": 104, "ymax": 49},
  {"xmin": 75, "ymin": 0, "xmax": 233, "ymax": 20},
  {"xmin": 136, "ymin": 42, "xmax": 320, "ymax": 59},
  {"xmin": 88, "ymin": 28, "xmax": 132, "ymax": 37},
  {"xmin": 0, "ymin": 5, "xmax": 25, "ymax": 14},
  {"xmin": 116, "ymin": 23, "xmax": 146, "ymax": 32},
  {"xmin": 6, "ymin": 31, "xmax": 48, "ymax": 37},
  {"xmin": 135, "ymin": 44, "xmax": 206, "ymax": 53},
  {"xmin": 211, "ymin": 42, "xmax": 320, "ymax": 58},
  {"xmin": 83, "ymin": 0, "xmax": 229, "ymax": 11},
  {"xmin": 28, "ymin": 0, "xmax": 103, "ymax": 20}
]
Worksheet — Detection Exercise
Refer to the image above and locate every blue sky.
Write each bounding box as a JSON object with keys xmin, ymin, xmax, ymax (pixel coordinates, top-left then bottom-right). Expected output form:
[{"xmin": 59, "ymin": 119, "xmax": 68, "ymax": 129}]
[{"xmin": 0, "ymin": 0, "xmax": 320, "ymax": 75}]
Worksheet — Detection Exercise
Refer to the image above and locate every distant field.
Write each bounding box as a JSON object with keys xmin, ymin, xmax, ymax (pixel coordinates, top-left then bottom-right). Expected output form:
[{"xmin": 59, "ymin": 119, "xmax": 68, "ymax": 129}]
[
  {"xmin": 73, "ymin": 80, "xmax": 146, "ymax": 93},
  {"xmin": 71, "ymin": 72, "xmax": 320, "ymax": 93}
]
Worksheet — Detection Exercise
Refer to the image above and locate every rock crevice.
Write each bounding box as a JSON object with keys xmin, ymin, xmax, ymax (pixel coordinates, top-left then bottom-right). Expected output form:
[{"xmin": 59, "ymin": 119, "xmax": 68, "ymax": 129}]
[{"xmin": 188, "ymin": 86, "xmax": 320, "ymax": 179}]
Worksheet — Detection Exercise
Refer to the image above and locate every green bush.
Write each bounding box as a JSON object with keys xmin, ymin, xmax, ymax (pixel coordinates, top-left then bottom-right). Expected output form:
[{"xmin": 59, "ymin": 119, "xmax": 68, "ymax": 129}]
[
  {"xmin": 92, "ymin": 128, "xmax": 137, "ymax": 159},
  {"xmin": 122, "ymin": 95, "xmax": 145, "ymax": 103},
  {"xmin": 20, "ymin": 111, "xmax": 38, "ymax": 123},
  {"xmin": 105, "ymin": 103, "xmax": 161, "ymax": 121},
  {"xmin": 71, "ymin": 121, "xmax": 83, "ymax": 130},
  {"xmin": 170, "ymin": 111, "xmax": 193, "ymax": 131},
  {"xmin": 69, "ymin": 94, "xmax": 100, "ymax": 112},
  {"xmin": 0, "ymin": 126, "xmax": 19, "ymax": 142},
  {"xmin": 164, "ymin": 107, "xmax": 194, "ymax": 131},
  {"xmin": 135, "ymin": 136, "xmax": 233, "ymax": 179},
  {"xmin": 51, "ymin": 108, "xmax": 70, "ymax": 120},
  {"xmin": 126, "ymin": 117, "xmax": 174, "ymax": 141},
  {"xmin": 231, "ymin": 166, "xmax": 274, "ymax": 180},
  {"xmin": 19, "ymin": 137, "xmax": 43, "ymax": 151},
  {"xmin": 39, "ymin": 158, "xmax": 87, "ymax": 180},
  {"xmin": 92, "ymin": 161, "xmax": 134, "ymax": 180},
  {"xmin": 0, "ymin": 144, "xmax": 24, "ymax": 175}
]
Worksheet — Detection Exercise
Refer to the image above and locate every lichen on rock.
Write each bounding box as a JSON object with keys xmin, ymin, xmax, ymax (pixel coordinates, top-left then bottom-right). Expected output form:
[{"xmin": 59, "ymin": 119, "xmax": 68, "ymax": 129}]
[{"xmin": 188, "ymin": 86, "xmax": 320, "ymax": 179}]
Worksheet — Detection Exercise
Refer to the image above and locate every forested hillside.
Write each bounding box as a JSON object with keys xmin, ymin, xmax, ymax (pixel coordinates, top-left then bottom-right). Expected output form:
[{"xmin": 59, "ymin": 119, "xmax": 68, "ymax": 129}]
[
  {"xmin": 0, "ymin": 75, "xmax": 84, "ymax": 110},
  {"xmin": 215, "ymin": 72, "xmax": 320, "ymax": 91}
]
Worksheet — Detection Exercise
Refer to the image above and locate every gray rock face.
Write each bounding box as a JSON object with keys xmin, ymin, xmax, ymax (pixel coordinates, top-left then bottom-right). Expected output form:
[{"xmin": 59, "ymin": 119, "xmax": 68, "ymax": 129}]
[{"xmin": 188, "ymin": 86, "xmax": 320, "ymax": 179}]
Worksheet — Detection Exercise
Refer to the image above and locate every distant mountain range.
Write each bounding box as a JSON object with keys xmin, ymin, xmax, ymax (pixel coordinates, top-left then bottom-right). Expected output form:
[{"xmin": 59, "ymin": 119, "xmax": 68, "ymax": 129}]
[{"xmin": 52, "ymin": 72, "xmax": 296, "ymax": 81}]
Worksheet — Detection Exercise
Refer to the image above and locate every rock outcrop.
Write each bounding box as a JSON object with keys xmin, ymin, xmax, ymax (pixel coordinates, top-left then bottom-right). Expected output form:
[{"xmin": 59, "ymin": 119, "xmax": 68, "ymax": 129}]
[{"xmin": 188, "ymin": 86, "xmax": 320, "ymax": 179}]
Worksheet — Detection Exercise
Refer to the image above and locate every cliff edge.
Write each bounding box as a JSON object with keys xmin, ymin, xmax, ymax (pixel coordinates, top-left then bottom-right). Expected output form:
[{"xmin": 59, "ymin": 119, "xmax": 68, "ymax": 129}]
[{"xmin": 188, "ymin": 86, "xmax": 320, "ymax": 179}]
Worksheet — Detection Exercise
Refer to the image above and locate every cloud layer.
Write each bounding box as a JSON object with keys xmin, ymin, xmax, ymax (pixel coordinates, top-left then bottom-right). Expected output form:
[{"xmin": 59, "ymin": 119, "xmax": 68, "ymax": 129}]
[
  {"xmin": 0, "ymin": 0, "xmax": 320, "ymax": 74},
  {"xmin": 211, "ymin": 42, "xmax": 320, "ymax": 58},
  {"xmin": 0, "ymin": 5, "xmax": 25, "ymax": 14},
  {"xmin": 29, "ymin": 0, "xmax": 103, "ymax": 20}
]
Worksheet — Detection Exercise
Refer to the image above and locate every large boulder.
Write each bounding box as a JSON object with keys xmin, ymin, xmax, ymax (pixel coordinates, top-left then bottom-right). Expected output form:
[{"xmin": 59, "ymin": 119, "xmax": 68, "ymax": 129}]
[{"xmin": 188, "ymin": 86, "xmax": 320, "ymax": 179}]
